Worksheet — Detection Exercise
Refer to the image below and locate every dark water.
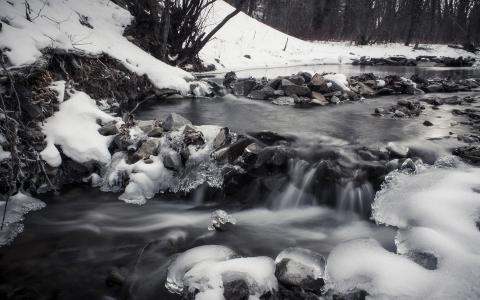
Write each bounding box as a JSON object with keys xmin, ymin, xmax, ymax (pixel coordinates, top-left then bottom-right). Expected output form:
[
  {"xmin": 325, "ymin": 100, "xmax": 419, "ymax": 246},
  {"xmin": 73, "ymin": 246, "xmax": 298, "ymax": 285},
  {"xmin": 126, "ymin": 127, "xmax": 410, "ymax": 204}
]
[{"xmin": 1, "ymin": 65, "xmax": 479, "ymax": 300}]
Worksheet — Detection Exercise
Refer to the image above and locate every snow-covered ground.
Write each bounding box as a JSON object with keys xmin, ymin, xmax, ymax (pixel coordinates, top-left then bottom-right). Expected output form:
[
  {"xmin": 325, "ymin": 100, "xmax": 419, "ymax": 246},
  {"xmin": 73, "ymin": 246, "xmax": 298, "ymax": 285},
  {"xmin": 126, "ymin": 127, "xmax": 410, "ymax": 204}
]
[
  {"xmin": 0, "ymin": 0, "xmax": 192, "ymax": 92},
  {"xmin": 200, "ymin": 1, "xmax": 480, "ymax": 71}
]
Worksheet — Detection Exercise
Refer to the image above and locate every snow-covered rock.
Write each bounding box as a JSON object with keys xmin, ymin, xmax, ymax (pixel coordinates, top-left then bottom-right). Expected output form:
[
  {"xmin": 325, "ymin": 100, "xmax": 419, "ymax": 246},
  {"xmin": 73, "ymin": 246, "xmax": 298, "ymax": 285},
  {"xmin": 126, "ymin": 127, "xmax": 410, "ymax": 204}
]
[
  {"xmin": 275, "ymin": 247, "xmax": 326, "ymax": 288},
  {"xmin": 208, "ymin": 210, "xmax": 236, "ymax": 231},
  {"xmin": 0, "ymin": 0, "xmax": 192, "ymax": 92}
]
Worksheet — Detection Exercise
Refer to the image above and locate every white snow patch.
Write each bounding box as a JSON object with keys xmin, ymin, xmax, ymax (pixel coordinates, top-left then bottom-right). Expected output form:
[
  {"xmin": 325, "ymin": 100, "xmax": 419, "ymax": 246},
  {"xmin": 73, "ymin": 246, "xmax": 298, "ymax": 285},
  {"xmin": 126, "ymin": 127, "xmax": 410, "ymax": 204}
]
[
  {"xmin": 0, "ymin": 192, "xmax": 46, "ymax": 246},
  {"xmin": 41, "ymin": 91, "xmax": 117, "ymax": 166},
  {"xmin": 0, "ymin": 0, "xmax": 192, "ymax": 92},
  {"xmin": 49, "ymin": 80, "xmax": 66, "ymax": 103},
  {"xmin": 326, "ymin": 166, "xmax": 480, "ymax": 299}
]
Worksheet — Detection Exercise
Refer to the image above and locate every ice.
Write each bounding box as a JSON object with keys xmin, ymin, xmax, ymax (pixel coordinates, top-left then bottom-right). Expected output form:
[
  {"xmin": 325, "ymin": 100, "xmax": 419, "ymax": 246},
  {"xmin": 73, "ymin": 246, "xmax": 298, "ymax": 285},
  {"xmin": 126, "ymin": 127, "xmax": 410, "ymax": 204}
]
[
  {"xmin": 208, "ymin": 210, "xmax": 236, "ymax": 231},
  {"xmin": 275, "ymin": 247, "xmax": 326, "ymax": 285},
  {"xmin": 326, "ymin": 165, "xmax": 480, "ymax": 299},
  {"xmin": 165, "ymin": 245, "xmax": 237, "ymax": 294},
  {"xmin": 0, "ymin": 192, "xmax": 46, "ymax": 246},
  {"xmin": 41, "ymin": 91, "xmax": 117, "ymax": 166},
  {"xmin": 183, "ymin": 256, "xmax": 277, "ymax": 300},
  {"xmin": 49, "ymin": 81, "xmax": 66, "ymax": 103}
]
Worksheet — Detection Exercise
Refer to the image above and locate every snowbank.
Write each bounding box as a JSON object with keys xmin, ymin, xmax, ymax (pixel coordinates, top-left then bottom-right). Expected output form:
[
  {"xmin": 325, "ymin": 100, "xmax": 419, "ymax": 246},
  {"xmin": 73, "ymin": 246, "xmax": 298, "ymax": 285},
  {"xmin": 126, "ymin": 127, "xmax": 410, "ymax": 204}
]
[
  {"xmin": 0, "ymin": 192, "xmax": 46, "ymax": 246},
  {"xmin": 40, "ymin": 91, "xmax": 117, "ymax": 166},
  {"xmin": 325, "ymin": 165, "xmax": 480, "ymax": 299},
  {"xmin": 200, "ymin": 1, "xmax": 479, "ymax": 71},
  {"xmin": 0, "ymin": 0, "xmax": 192, "ymax": 92}
]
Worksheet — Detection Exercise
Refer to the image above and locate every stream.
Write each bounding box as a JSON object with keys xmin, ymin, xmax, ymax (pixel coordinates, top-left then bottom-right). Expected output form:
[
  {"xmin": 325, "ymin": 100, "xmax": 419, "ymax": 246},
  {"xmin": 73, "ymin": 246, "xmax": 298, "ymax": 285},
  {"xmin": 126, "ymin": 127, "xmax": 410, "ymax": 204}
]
[{"xmin": 1, "ymin": 65, "xmax": 480, "ymax": 300}]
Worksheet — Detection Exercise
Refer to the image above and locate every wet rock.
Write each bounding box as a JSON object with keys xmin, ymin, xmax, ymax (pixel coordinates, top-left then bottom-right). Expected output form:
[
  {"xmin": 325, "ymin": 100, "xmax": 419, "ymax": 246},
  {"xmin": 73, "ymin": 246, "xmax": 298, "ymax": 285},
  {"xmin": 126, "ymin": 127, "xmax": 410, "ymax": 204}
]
[
  {"xmin": 98, "ymin": 121, "xmax": 118, "ymax": 136},
  {"xmin": 147, "ymin": 127, "xmax": 164, "ymax": 138},
  {"xmin": 255, "ymin": 146, "xmax": 292, "ymax": 168},
  {"xmin": 311, "ymin": 92, "xmax": 329, "ymax": 106},
  {"xmin": 223, "ymin": 280, "xmax": 249, "ymax": 300},
  {"xmin": 250, "ymin": 131, "xmax": 295, "ymax": 146},
  {"xmin": 394, "ymin": 110, "xmax": 406, "ymax": 118},
  {"xmin": 330, "ymin": 95, "xmax": 341, "ymax": 104},
  {"xmin": 114, "ymin": 132, "xmax": 138, "ymax": 151},
  {"xmin": 423, "ymin": 120, "xmax": 434, "ymax": 126},
  {"xmin": 133, "ymin": 138, "xmax": 161, "ymax": 160},
  {"xmin": 208, "ymin": 209, "xmax": 236, "ymax": 231},
  {"xmin": 293, "ymin": 96, "xmax": 312, "ymax": 105},
  {"xmin": 212, "ymin": 137, "xmax": 254, "ymax": 163},
  {"xmin": 275, "ymin": 247, "xmax": 326, "ymax": 291},
  {"xmin": 406, "ymin": 251, "xmax": 438, "ymax": 270},
  {"xmin": 163, "ymin": 151, "xmax": 183, "ymax": 171},
  {"xmin": 457, "ymin": 134, "xmax": 480, "ymax": 144},
  {"xmin": 374, "ymin": 107, "xmax": 386, "ymax": 115},
  {"xmin": 287, "ymin": 75, "xmax": 306, "ymax": 86},
  {"xmin": 376, "ymin": 88, "xmax": 395, "ymax": 95},
  {"xmin": 248, "ymin": 86, "xmax": 276, "ymax": 100},
  {"xmin": 453, "ymin": 146, "xmax": 480, "ymax": 165},
  {"xmin": 163, "ymin": 113, "xmax": 192, "ymax": 131},
  {"xmin": 272, "ymin": 96, "xmax": 295, "ymax": 106},
  {"xmin": 234, "ymin": 79, "xmax": 257, "ymax": 96},
  {"xmin": 138, "ymin": 120, "xmax": 156, "ymax": 133},
  {"xmin": 400, "ymin": 158, "xmax": 417, "ymax": 172},
  {"xmin": 281, "ymin": 79, "xmax": 311, "ymax": 97},
  {"xmin": 183, "ymin": 125, "xmax": 205, "ymax": 146},
  {"xmin": 223, "ymin": 71, "xmax": 238, "ymax": 89},
  {"xmin": 352, "ymin": 82, "xmax": 375, "ymax": 96},
  {"xmin": 425, "ymin": 84, "xmax": 443, "ymax": 93},
  {"xmin": 386, "ymin": 159, "xmax": 400, "ymax": 172},
  {"xmin": 308, "ymin": 74, "xmax": 329, "ymax": 93},
  {"xmin": 213, "ymin": 127, "xmax": 232, "ymax": 149},
  {"xmin": 387, "ymin": 142, "xmax": 409, "ymax": 158},
  {"xmin": 298, "ymin": 72, "xmax": 313, "ymax": 83}
]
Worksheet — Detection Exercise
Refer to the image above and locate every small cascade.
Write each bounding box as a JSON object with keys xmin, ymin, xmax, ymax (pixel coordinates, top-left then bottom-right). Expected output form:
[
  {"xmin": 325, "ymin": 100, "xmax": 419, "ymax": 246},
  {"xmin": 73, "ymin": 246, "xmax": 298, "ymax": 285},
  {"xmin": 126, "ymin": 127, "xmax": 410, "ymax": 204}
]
[{"xmin": 336, "ymin": 180, "xmax": 375, "ymax": 217}]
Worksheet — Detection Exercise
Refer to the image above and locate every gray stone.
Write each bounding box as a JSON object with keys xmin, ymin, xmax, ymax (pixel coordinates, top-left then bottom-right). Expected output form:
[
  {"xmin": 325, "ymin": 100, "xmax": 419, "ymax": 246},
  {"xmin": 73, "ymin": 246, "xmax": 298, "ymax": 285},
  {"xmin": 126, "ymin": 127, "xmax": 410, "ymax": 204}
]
[
  {"xmin": 147, "ymin": 127, "xmax": 164, "ymax": 138},
  {"xmin": 423, "ymin": 120, "xmax": 434, "ymax": 126},
  {"xmin": 163, "ymin": 151, "xmax": 182, "ymax": 171},
  {"xmin": 281, "ymin": 79, "xmax": 311, "ymax": 97},
  {"xmin": 330, "ymin": 95, "xmax": 341, "ymax": 104},
  {"xmin": 394, "ymin": 110, "xmax": 406, "ymax": 118},
  {"xmin": 311, "ymin": 92, "xmax": 329, "ymax": 106},
  {"xmin": 309, "ymin": 74, "xmax": 329, "ymax": 92},
  {"xmin": 137, "ymin": 120, "xmax": 156, "ymax": 133},
  {"xmin": 248, "ymin": 86, "xmax": 276, "ymax": 100},
  {"xmin": 271, "ymin": 97, "xmax": 295, "ymax": 106},
  {"xmin": 287, "ymin": 75, "xmax": 305, "ymax": 86},
  {"xmin": 134, "ymin": 138, "xmax": 161, "ymax": 160},
  {"xmin": 213, "ymin": 127, "xmax": 231, "ymax": 149},
  {"xmin": 163, "ymin": 113, "xmax": 192, "ymax": 131},
  {"xmin": 183, "ymin": 125, "xmax": 205, "ymax": 146},
  {"xmin": 426, "ymin": 84, "xmax": 443, "ymax": 93},
  {"xmin": 98, "ymin": 121, "xmax": 118, "ymax": 136},
  {"xmin": 234, "ymin": 79, "xmax": 257, "ymax": 96}
]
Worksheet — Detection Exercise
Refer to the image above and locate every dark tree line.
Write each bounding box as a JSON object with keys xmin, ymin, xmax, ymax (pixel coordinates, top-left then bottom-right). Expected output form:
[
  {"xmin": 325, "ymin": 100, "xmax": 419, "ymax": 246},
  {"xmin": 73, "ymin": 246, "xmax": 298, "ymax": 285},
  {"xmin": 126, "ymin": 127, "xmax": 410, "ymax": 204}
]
[{"xmin": 229, "ymin": 0, "xmax": 480, "ymax": 50}]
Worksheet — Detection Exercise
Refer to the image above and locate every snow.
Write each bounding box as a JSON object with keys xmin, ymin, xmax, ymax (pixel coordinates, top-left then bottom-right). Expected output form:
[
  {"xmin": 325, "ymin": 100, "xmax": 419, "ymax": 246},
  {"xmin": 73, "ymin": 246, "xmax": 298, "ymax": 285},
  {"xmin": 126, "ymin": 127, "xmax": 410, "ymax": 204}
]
[
  {"xmin": 49, "ymin": 80, "xmax": 66, "ymax": 103},
  {"xmin": 0, "ymin": 192, "xmax": 46, "ymax": 246},
  {"xmin": 325, "ymin": 165, "xmax": 480, "ymax": 299},
  {"xmin": 275, "ymin": 247, "xmax": 326, "ymax": 281},
  {"xmin": 323, "ymin": 73, "xmax": 350, "ymax": 92},
  {"xmin": 0, "ymin": 0, "xmax": 192, "ymax": 92},
  {"xmin": 200, "ymin": 1, "xmax": 479, "ymax": 71},
  {"xmin": 40, "ymin": 91, "xmax": 117, "ymax": 166},
  {"xmin": 183, "ymin": 256, "xmax": 277, "ymax": 300},
  {"xmin": 165, "ymin": 245, "xmax": 238, "ymax": 294}
]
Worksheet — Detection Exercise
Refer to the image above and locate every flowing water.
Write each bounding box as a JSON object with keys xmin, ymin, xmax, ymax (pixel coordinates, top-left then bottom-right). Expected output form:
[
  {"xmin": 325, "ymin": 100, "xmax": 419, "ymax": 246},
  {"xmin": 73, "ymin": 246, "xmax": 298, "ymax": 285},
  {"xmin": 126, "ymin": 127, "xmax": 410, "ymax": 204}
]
[{"xmin": 1, "ymin": 65, "xmax": 480, "ymax": 300}]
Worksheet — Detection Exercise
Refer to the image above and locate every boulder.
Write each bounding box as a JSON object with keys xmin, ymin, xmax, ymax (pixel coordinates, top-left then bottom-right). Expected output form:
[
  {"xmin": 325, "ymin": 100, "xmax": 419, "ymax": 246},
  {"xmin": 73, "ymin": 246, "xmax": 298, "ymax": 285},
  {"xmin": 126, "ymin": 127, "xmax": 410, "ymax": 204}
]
[
  {"xmin": 423, "ymin": 120, "xmax": 434, "ymax": 127},
  {"xmin": 425, "ymin": 84, "xmax": 443, "ymax": 93},
  {"xmin": 223, "ymin": 71, "xmax": 238, "ymax": 89},
  {"xmin": 308, "ymin": 74, "xmax": 329, "ymax": 93},
  {"xmin": 453, "ymin": 146, "xmax": 480, "ymax": 165},
  {"xmin": 213, "ymin": 127, "xmax": 232, "ymax": 149},
  {"xmin": 137, "ymin": 120, "xmax": 156, "ymax": 133},
  {"xmin": 163, "ymin": 113, "xmax": 192, "ymax": 131},
  {"xmin": 183, "ymin": 125, "xmax": 205, "ymax": 146},
  {"xmin": 234, "ymin": 79, "xmax": 257, "ymax": 96},
  {"xmin": 311, "ymin": 92, "xmax": 329, "ymax": 106},
  {"xmin": 330, "ymin": 96, "xmax": 341, "ymax": 104},
  {"xmin": 163, "ymin": 151, "xmax": 182, "ymax": 171},
  {"xmin": 212, "ymin": 137, "xmax": 254, "ymax": 162},
  {"xmin": 98, "ymin": 121, "xmax": 118, "ymax": 136},
  {"xmin": 387, "ymin": 142, "xmax": 409, "ymax": 158},
  {"xmin": 297, "ymin": 72, "xmax": 313, "ymax": 83},
  {"xmin": 353, "ymin": 82, "xmax": 375, "ymax": 96},
  {"xmin": 248, "ymin": 86, "xmax": 276, "ymax": 100},
  {"xmin": 287, "ymin": 75, "xmax": 306, "ymax": 86},
  {"xmin": 281, "ymin": 79, "xmax": 311, "ymax": 97},
  {"xmin": 147, "ymin": 127, "xmax": 164, "ymax": 138},
  {"xmin": 133, "ymin": 138, "xmax": 161, "ymax": 160}
]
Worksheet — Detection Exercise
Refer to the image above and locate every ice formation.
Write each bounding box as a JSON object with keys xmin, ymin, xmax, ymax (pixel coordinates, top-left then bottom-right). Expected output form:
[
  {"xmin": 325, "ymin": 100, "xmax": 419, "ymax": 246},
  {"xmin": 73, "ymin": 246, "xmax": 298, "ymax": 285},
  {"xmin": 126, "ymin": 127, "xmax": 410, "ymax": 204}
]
[{"xmin": 0, "ymin": 192, "xmax": 46, "ymax": 246}]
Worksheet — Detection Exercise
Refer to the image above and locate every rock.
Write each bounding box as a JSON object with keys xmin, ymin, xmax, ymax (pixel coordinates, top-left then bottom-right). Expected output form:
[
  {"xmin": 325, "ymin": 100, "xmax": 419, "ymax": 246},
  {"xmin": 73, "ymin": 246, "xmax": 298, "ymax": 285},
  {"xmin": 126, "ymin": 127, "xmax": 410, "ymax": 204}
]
[
  {"xmin": 386, "ymin": 159, "xmax": 400, "ymax": 172},
  {"xmin": 133, "ymin": 138, "xmax": 161, "ymax": 160},
  {"xmin": 423, "ymin": 120, "xmax": 434, "ymax": 126},
  {"xmin": 297, "ymin": 72, "xmax": 313, "ymax": 83},
  {"xmin": 234, "ymin": 79, "xmax": 257, "ymax": 96},
  {"xmin": 223, "ymin": 280, "xmax": 249, "ymax": 300},
  {"xmin": 287, "ymin": 75, "xmax": 306, "ymax": 86},
  {"xmin": 406, "ymin": 251, "xmax": 438, "ymax": 270},
  {"xmin": 248, "ymin": 86, "xmax": 276, "ymax": 100},
  {"xmin": 137, "ymin": 120, "xmax": 156, "ymax": 133},
  {"xmin": 394, "ymin": 110, "xmax": 406, "ymax": 118},
  {"xmin": 163, "ymin": 151, "xmax": 182, "ymax": 171},
  {"xmin": 330, "ymin": 96, "xmax": 340, "ymax": 104},
  {"xmin": 308, "ymin": 74, "xmax": 329, "ymax": 93},
  {"xmin": 293, "ymin": 96, "xmax": 312, "ymax": 105},
  {"xmin": 374, "ymin": 107, "xmax": 386, "ymax": 115},
  {"xmin": 453, "ymin": 146, "xmax": 480, "ymax": 165},
  {"xmin": 213, "ymin": 127, "xmax": 232, "ymax": 149},
  {"xmin": 249, "ymin": 131, "xmax": 294, "ymax": 146},
  {"xmin": 163, "ymin": 113, "xmax": 192, "ymax": 131},
  {"xmin": 311, "ymin": 92, "xmax": 329, "ymax": 106},
  {"xmin": 353, "ymin": 82, "xmax": 375, "ymax": 96},
  {"xmin": 208, "ymin": 210, "xmax": 236, "ymax": 231},
  {"xmin": 98, "ymin": 121, "xmax": 118, "ymax": 136},
  {"xmin": 376, "ymin": 88, "xmax": 395, "ymax": 95},
  {"xmin": 400, "ymin": 158, "xmax": 417, "ymax": 172},
  {"xmin": 147, "ymin": 127, "xmax": 164, "ymax": 138},
  {"xmin": 183, "ymin": 125, "xmax": 205, "ymax": 146},
  {"xmin": 281, "ymin": 79, "xmax": 311, "ymax": 97},
  {"xmin": 275, "ymin": 247, "xmax": 326, "ymax": 290},
  {"xmin": 223, "ymin": 71, "xmax": 238, "ymax": 89},
  {"xmin": 425, "ymin": 84, "xmax": 443, "ymax": 93},
  {"xmin": 272, "ymin": 96, "xmax": 295, "ymax": 106},
  {"xmin": 387, "ymin": 142, "xmax": 409, "ymax": 158},
  {"xmin": 113, "ymin": 132, "xmax": 138, "ymax": 151},
  {"xmin": 212, "ymin": 137, "xmax": 254, "ymax": 162}
]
